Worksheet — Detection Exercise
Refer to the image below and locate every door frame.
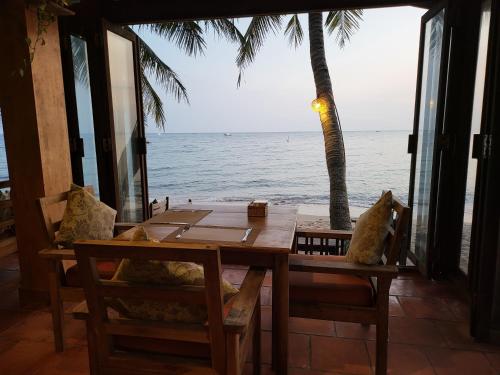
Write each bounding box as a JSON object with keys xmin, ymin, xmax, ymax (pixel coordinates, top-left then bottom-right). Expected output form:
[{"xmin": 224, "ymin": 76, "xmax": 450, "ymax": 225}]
[
  {"xmin": 469, "ymin": 0, "xmax": 500, "ymax": 342},
  {"xmin": 58, "ymin": 18, "xmax": 116, "ymax": 206},
  {"xmin": 102, "ymin": 21, "xmax": 149, "ymax": 222},
  {"xmin": 406, "ymin": 0, "xmax": 451, "ymax": 277}
]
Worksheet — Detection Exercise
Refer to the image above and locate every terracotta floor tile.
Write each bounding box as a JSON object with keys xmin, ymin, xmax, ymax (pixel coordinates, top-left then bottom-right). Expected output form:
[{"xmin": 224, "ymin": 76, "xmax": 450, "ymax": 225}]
[
  {"xmin": 425, "ymin": 348, "xmax": 496, "ymax": 375},
  {"xmin": 0, "ymin": 270, "xmax": 19, "ymax": 288},
  {"xmin": 1, "ymin": 311, "xmax": 86, "ymax": 346},
  {"xmin": 264, "ymin": 271, "xmax": 273, "ymax": 287},
  {"xmin": 0, "ymin": 310, "xmax": 30, "ymax": 334},
  {"xmin": 398, "ymin": 296, "xmax": 455, "ymax": 320},
  {"xmin": 222, "ymin": 268, "xmax": 248, "ymax": 284},
  {"xmin": 289, "ymin": 369, "xmax": 344, "ymax": 375},
  {"xmin": 289, "ymin": 333, "xmax": 310, "ymax": 369},
  {"xmin": 0, "ymin": 254, "xmax": 20, "ymax": 271},
  {"xmin": 396, "ymin": 271, "xmax": 426, "ymax": 281},
  {"xmin": 389, "ymin": 296, "xmax": 405, "ymax": 317},
  {"xmin": 485, "ymin": 352, "xmax": 500, "ymax": 372},
  {"xmin": 30, "ymin": 345, "xmax": 89, "ymax": 375},
  {"xmin": 261, "ymin": 286, "xmax": 272, "ymax": 306},
  {"xmin": 389, "ymin": 317, "xmax": 447, "ymax": 347},
  {"xmin": 0, "ymin": 337, "xmax": 18, "ymax": 355},
  {"xmin": 390, "ymin": 279, "xmax": 462, "ymax": 299},
  {"xmin": 262, "ymin": 306, "xmax": 272, "ymax": 331},
  {"xmin": 335, "ymin": 322, "xmax": 376, "ymax": 340},
  {"xmin": 289, "ymin": 317, "xmax": 335, "ymax": 336},
  {"xmin": 258, "ymin": 331, "xmax": 309, "ymax": 369},
  {"xmin": 366, "ymin": 341, "xmax": 434, "ymax": 375},
  {"xmin": 261, "ymin": 331, "xmax": 272, "ymax": 364},
  {"xmin": 435, "ymin": 321, "xmax": 500, "ymax": 353},
  {"xmin": 442, "ymin": 298, "xmax": 470, "ymax": 322},
  {"xmin": 0, "ymin": 340, "xmax": 54, "ymax": 375},
  {"xmin": 243, "ymin": 364, "xmax": 274, "ymax": 375},
  {"xmin": 310, "ymin": 336, "xmax": 371, "ymax": 374}
]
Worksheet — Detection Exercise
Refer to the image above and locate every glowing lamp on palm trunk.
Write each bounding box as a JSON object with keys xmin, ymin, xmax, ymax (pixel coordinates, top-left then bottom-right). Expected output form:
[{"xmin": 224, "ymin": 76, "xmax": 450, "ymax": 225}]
[{"xmin": 311, "ymin": 97, "xmax": 327, "ymax": 113}]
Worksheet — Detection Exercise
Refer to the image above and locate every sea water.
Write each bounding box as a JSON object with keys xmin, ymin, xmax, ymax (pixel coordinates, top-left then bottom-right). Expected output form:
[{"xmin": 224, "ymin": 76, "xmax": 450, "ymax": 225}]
[
  {"xmin": 145, "ymin": 131, "xmax": 411, "ymax": 214},
  {"xmin": 0, "ymin": 130, "xmax": 412, "ymax": 214}
]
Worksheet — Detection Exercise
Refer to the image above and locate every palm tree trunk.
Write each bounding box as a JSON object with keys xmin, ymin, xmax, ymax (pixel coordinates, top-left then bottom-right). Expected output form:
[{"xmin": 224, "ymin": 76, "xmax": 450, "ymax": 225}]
[{"xmin": 308, "ymin": 12, "xmax": 351, "ymax": 230}]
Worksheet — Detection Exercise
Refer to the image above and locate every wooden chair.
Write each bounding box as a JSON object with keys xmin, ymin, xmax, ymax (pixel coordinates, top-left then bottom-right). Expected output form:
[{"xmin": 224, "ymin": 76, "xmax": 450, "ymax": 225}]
[
  {"xmin": 290, "ymin": 195, "xmax": 410, "ymax": 375},
  {"xmin": 37, "ymin": 186, "xmax": 135, "ymax": 352},
  {"xmin": 72, "ymin": 240, "xmax": 264, "ymax": 375},
  {"xmin": 148, "ymin": 196, "xmax": 168, "ymax": 218}
]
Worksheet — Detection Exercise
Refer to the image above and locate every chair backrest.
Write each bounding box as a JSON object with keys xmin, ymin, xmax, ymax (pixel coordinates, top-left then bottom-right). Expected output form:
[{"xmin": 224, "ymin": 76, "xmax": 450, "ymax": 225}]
[
  {"xmin": 73, "ymin": 240, "xmax": 227, "ymax": 373},
  {"xmin": 383, "ymin": 194, "xmax": 410, "ymax": 266},
  {"xmin": 37, "ymin": 186, "xmax": 94, "ymax": 245},
  {"xmin": 149, "ymin": 197, "xmax": 169, "ymax": 218}
]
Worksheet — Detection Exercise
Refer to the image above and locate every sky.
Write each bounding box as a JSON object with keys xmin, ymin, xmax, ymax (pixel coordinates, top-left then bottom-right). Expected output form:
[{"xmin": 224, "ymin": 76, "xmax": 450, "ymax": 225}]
[{"xmin": 138, "ymin": 6, "xmax": 426, "ymax": 134}]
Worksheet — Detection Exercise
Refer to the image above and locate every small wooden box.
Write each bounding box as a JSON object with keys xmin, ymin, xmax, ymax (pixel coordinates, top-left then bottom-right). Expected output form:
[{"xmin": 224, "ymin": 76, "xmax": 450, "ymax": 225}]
[{"xmin": 248, "ymin": 200, "xmax": 268, "ymax": 217}]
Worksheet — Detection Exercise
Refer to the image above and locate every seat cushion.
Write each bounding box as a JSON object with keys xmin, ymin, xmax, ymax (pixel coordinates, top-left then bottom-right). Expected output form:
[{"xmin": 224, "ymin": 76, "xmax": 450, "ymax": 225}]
[
  {"xmin": 290, "ymin": 254, "xmax": 374, "ymax": 307},
  {"xmin": 65, "ymin": 261, "xmax": 119, "ymax": 287}
]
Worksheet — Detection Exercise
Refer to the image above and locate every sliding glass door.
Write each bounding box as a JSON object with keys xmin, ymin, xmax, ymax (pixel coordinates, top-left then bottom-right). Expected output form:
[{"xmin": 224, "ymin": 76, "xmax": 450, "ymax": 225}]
[
  {"xmin": 104, "ymin": 24, "xmax": 148, "ymax": 222},
  {"xmin": 459, "ymin": 0, "xmax": 492, "ymax": 275},
  {"xmin": 69, "ymin": 35, "xmax": 101, "ymax": 197},
  {"xmin": 407, "ymin": 4, "xmax": 449, "ymax": 275}
]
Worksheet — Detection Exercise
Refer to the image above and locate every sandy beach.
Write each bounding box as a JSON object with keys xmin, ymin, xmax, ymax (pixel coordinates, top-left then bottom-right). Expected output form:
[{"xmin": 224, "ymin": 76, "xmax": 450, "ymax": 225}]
[{"xmin": 296, "ymin": 204, "xmax": 365, "ymax": 230}]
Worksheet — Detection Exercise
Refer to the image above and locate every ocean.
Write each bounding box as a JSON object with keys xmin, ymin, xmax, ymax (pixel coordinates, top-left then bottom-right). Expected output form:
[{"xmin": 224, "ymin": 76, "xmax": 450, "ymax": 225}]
[
  {"xmin": 145, "ymin": 131, "xmax": 411, "ymax": 215},
  {"xmin": 0, "ymin": 129, "xmax": 476, "ymax": 217}
]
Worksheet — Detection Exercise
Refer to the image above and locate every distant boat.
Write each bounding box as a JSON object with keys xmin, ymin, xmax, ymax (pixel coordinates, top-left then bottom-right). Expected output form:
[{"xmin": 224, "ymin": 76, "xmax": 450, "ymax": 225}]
[{"xmin": 224, "ymin": 133, "xmax": 232, "ymax": 136}]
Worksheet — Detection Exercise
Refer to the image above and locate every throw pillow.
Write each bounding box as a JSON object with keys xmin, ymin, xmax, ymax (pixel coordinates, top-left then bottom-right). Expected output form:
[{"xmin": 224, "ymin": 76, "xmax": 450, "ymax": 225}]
[
  {"xmin": 54, "ymin": 184, "xmax": 117, "ymax": 248},
  {"xmin": 111, "ymin": 226, "xmax": 239, "ymax": 323},
  {"xmin": 346, "ymin": 191, "xmax": 393, "ymax": 265}
]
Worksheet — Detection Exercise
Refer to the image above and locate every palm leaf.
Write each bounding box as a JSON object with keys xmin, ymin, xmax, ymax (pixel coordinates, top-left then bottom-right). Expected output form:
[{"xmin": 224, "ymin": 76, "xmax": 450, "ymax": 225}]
[
  {"xmin": 284, "ymin": 14, "xmax": 304, "ymax": 48},
  {"xmin": 325, "ymin": 10, "xmax": 363, "ymax": 48},
  {"xmin": 135, "ymin": 32, "xmax": 189, "ymax": 104},
  {"xmin": 236, "ymin": 15, "xmax": 283, "ymax": 86},
  {"xmin": 145, "ymin": 21, "xmax": 207, "ymax": 56},
  {"xmin": 141, "ymin": 70, "xmax": 166, "ymax": 128},
  {"xmin": 204, "ymin": 18, "xmax": 244, "ymax": 44},
  {"xmin": 70, "ymin": 36, "xmax": 89, "ymax": 87}
]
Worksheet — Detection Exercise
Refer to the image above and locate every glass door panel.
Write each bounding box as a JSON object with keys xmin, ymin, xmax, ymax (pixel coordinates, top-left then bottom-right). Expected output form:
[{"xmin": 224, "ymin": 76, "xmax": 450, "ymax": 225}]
[
  {"xmin": 70, "ymin": 35, "xmax": 100, "ymax": 197},
  {"xmin": 409, "ymin": 8, "xmax": 446, "ymax": 273},
  {"xmin": 460, "ymin": 0, "xmax": 492, "ymax": 274},
  {"xmin": 106, "ymin": 29, "xmax": 144, "ymax": 222}
]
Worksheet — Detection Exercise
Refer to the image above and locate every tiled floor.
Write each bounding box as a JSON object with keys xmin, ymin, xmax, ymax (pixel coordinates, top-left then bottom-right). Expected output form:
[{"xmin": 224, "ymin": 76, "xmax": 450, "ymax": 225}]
[{"xmin": 0, "ymin": 253, "xmax": 499, "ymax": 374}]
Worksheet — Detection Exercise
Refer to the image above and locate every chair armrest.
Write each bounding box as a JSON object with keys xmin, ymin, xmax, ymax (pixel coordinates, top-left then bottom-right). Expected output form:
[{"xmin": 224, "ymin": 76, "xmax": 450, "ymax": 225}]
[
  {"xmin": 224, "ymin": 267, "xmax": 266, "ymax": 333},
  {"xmin": 289, "ymin": 256, "xmax": 398, "ymax": 279},
  {"xmin": 39, "ymin": 248, "xmax": 76, "ymax": 260},
  {"xmin": 295, "ymin": 228, "xmax": 353, "ymax": 240},
  {"xmin": 72, "ymin": 301, "xmax": 89, "ymax": 320}
]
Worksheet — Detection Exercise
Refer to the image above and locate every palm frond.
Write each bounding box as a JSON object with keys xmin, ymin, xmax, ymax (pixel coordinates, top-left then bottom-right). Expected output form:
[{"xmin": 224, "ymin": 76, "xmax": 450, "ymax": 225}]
[
  {"xmin": 135, "ymin": 32, "xmax": 189, "ymax": 105},
  {"xmin": 144, "ymin": 21, "xmax": 207, "ymax": 56},
  {"xmin": 236, "ymin": 15, "xmax": 283, "ymax": 86},
  {"xmin": 141, "ymin": 70, "xmax": 166, "ymax": 129},
  {"xmin": 204, "ymin": 18, "xmax": 244, "ymax": 44},
  {"xmin": 325, "ymin": 10, "xmax": 363, "ymax": 48},
  {"xmin": 70, "ymin": 36, "xmax": 89, "ymax": 87},
  {"xmin": 284, "ymin": 14, "xmax": 304, "ymax": 48}
]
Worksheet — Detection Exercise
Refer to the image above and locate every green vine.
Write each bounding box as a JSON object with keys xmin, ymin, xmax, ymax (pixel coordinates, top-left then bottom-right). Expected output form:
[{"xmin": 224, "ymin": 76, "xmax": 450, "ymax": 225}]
[{"xmin": 20, "ymin": 0, "xmax": 69, "ymax": 77}]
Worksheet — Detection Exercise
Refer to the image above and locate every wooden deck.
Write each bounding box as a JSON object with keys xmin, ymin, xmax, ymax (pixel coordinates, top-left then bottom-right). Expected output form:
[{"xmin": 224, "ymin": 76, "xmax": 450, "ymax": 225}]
[{"xmin": 0, "ymin": 253, "xmax": 499, "ymax": 374}]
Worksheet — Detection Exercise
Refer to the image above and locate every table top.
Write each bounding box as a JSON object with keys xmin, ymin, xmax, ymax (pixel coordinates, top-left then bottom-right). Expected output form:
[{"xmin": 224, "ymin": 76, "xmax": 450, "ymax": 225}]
[{"xmin": 117, "ymin": 204, "xmax": 297, "ymax": 254}]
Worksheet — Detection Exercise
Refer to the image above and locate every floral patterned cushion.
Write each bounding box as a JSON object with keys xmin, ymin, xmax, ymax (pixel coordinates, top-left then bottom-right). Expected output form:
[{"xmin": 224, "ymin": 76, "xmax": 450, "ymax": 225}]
[
  {"xmin": 346, "ymin": 191, "xmax": 393, "ymax": 265},
  {"xmin": 54, "ymin": 184, "xmax": 117, "ymax": 248},
  {"xmin": 111, "ymin": 226, "xmax": 239, "ymax": 323}
]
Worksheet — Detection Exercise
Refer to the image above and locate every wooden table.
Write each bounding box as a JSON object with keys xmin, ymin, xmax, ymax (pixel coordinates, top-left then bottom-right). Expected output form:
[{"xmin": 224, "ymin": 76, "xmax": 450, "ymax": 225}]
[{"xmin": 122, "ymin": 204, "xmax": 297, "ymax": 374}]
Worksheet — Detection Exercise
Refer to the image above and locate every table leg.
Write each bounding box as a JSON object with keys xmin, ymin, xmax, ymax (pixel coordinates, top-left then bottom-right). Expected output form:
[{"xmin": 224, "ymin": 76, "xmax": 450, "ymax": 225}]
[{"xmin": 272, "ymin": 253, "xmax": 288, "ymax": 374}]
